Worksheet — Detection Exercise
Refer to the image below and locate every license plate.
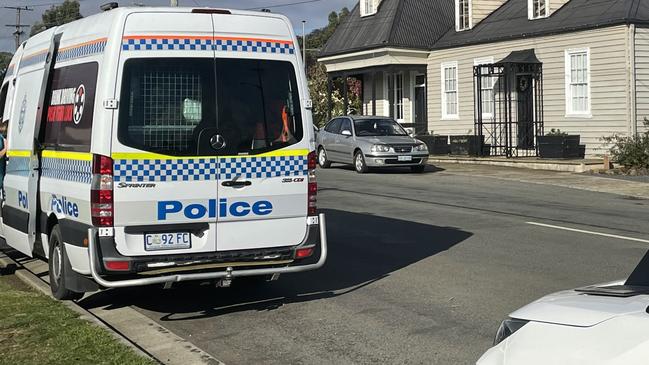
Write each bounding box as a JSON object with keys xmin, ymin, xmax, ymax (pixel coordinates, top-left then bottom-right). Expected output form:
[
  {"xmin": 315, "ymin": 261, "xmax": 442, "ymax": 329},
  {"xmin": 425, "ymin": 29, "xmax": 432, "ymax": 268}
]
[
  {"xmin": 398, "ymin": 155, "xmax": 413, "ymax": 162},
  {"xmin": 144, "ymin": 232, "xmax": 191, "ymax": 251}
]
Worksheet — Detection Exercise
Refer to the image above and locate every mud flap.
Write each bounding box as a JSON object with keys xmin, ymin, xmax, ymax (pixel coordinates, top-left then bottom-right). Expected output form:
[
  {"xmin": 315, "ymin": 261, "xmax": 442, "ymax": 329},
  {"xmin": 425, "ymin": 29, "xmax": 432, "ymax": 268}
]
[{"xmin": 63, "ymin": 248, "xmax": 98, "ymax": 293}]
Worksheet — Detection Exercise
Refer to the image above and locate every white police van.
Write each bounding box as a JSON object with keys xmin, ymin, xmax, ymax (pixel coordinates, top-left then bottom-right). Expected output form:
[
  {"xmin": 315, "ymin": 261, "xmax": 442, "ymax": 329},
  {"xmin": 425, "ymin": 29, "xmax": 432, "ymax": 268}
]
[{"xmin": 0, "ymin": 4, "xmax": 326, "ymax": 300}]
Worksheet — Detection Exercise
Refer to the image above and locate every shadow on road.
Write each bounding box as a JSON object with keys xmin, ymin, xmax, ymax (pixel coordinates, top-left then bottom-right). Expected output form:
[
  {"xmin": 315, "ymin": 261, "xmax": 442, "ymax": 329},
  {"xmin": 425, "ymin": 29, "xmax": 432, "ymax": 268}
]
[
  {"xmin": 327, "ymin": 164, "xmax": 445, "ymax": 174},
  {"xmin": 80, "ymin": 209, "xmax": 471, "ymax": 320}
]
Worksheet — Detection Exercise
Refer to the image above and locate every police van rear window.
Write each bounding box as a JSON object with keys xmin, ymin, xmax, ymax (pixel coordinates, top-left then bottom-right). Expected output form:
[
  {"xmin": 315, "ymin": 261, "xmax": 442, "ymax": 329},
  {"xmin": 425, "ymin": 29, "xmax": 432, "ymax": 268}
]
[{"xmin": 118, "ymin": 58, "xmax": 303, "ymax": 156}]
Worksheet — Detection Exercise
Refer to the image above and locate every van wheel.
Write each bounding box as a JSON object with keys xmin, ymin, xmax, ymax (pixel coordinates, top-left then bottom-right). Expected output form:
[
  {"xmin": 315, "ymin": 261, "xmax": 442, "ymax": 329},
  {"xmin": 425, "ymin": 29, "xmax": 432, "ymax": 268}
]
[
  {"xmin": 354, "ymin": 151, "xmax": 369, "ymax": 174},
  {"xmin": 48, "ymin": 225, "xmax": 83, "ymax": 301},
  {"xmin": 318, "ymin": 147, "xmax": 331, "ymax": 168}
]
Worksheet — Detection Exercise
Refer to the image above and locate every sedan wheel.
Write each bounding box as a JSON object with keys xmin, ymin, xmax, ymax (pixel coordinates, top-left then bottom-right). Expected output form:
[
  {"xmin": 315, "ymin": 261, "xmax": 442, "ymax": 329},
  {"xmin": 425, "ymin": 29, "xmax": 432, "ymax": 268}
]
[
  {"xmin": 354, "ymin": 151, "xmax": 369, "ymax": 174},
  {"xmin": 318, "ymin": 147, "xmax": 331, "ymax": 168}
]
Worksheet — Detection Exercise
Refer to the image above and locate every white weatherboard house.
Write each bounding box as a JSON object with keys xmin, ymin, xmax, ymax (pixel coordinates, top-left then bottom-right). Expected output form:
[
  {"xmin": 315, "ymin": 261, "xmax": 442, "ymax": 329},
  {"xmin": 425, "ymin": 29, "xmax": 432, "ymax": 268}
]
[{"xmin": 319, "ymin": 0, "xmax": 649, "ymax": 157}]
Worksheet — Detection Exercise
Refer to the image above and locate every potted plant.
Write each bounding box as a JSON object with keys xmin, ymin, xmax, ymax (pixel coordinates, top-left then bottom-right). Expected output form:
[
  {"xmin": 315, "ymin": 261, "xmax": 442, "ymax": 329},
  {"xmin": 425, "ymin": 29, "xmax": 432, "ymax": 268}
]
[
  {"xmin": 450, "ymin": 131, "xmax": 484, "ymax": 156},
  {"xmin": 416, "ymin": 132, "xmax": 449, "ymax": 155},
  {"xmin": 538, "ymin": 129, "xmax": 583, "ymax": 158}
]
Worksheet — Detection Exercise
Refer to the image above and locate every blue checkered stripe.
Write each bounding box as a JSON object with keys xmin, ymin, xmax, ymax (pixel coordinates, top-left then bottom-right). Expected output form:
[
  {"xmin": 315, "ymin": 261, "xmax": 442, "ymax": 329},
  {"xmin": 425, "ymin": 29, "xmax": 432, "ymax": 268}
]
[
  {"xmin": 121, "ymin": 37, "xmax": 295, "ymax": 55},
  {"xmin": 114, "ymin": 155, "xmax": 306, "ymax": 182},
  {"xmin": 20, "ymin": 51, "xmax": 47, "ymax": 68},
  {"xmin": 57, "ymin": 40, "xmax": 107, "ymax": 62},
  {"xmin": 6, "ymin": 156, "xmax": 30, "ymax": 177},
  {"xmin": 122, "ymin": 38, "xmax": 213, "ymax": 51},
  {"xmin": 114, "ymin": 158, "xmax": 218, "ymax": 183},
  {"xmin": 214, "ymin": 39, "xmax": 294, "ymax": 54},
  {"xmin": 219, "ymin": 155, "xmax": 306, "ymax": 180},
  {"xmin": 41, "ymin": 157, "xmax": 92, "ymax": 184}
]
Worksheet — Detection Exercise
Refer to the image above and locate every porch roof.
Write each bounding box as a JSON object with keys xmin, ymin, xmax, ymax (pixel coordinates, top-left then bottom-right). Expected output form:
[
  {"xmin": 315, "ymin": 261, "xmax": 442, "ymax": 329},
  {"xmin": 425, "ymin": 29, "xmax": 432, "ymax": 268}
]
[
  {"xmin": 327, "ymin": 64, "xmax": 427, "ymax": 79},
  {"xmin": 320, "ymin": 0, "xmax": 454, "ymax": 58}
]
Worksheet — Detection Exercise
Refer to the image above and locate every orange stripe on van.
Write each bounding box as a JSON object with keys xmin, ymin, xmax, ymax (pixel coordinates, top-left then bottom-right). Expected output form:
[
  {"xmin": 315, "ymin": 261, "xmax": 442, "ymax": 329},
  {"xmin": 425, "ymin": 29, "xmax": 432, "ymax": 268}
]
[
  {"xmin": 122, "ymin": 35, "xmax": 293, "ymax": 45},
  {"xmin": 58, "ymin": 37, "xmax": 108, "ymax": 52}
]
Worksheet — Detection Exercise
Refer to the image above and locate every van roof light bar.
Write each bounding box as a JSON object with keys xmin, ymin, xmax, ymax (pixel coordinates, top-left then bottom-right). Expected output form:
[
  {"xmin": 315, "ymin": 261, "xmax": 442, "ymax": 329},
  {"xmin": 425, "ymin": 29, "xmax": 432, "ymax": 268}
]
[
  {"xmin": 100, "ymin": 2, "xmax": 118, "ymax": 11},
  {"xmin": 192, "ymin": 8, "xmax": 231, "ymax": 14}
]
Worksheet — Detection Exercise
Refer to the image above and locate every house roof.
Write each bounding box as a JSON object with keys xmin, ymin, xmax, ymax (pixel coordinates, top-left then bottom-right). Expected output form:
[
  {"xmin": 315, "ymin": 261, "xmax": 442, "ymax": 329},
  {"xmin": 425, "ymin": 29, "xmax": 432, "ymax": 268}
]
[
  {"xmin": 319, "ymin": 0, "xmax": 455, "ymax": 58},
  {"xmin": 434, "ymin": 0, "xmax": 649, "ymax": 49}
]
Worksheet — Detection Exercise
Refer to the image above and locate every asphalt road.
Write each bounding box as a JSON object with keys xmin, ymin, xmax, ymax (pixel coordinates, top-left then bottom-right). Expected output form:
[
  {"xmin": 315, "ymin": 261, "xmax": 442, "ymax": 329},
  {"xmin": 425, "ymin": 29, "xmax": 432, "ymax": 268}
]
[{"xmin": 80, "ymin": 164, "xmax": 649, "ymax": 364}]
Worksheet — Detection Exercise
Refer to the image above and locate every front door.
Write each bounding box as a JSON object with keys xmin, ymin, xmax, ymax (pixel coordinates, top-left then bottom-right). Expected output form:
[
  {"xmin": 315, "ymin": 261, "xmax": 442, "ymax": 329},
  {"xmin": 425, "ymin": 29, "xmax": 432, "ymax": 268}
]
[
  {"xmin": 3, "ymin": 32, "xmax": 59, "ymax": 257},
  {"xmin": 516, "ymin": 74, "xmax": 534, "ymax": 149},
  {"xmin": 414, "ymin": 74, "xmax": 427, "ymax": 135}
]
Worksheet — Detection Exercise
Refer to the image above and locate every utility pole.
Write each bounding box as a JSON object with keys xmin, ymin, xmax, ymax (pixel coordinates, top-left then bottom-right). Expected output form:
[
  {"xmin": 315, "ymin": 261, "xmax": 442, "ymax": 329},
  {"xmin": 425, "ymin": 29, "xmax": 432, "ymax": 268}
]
[
  {"xmin": 170, "ymin": 0, "xmax": 178, "ymax": 6},
  {"xmin": 301, "ymin": 20, "xmax": 306, "ymax": 71},
  {"xmin": 4, "ymin": 6, "xmax": 33, "ymax": 50}
]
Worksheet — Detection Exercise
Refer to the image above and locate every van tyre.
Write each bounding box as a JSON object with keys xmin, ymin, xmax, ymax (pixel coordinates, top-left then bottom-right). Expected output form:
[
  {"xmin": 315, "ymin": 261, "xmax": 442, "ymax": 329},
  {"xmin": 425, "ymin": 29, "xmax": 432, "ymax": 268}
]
[
  {"xmin": 411, "ymin": 165, "xmax": 426, "ymax": 173},
  {"xmin": 318, "ymin": 147, "xmax": 331, "ymax": 168},
  {"xmin": 48, "ymin": 225, "xmax": 83, "ymax": 301},
  {"xmin": 354, "ymin": 151, "xmax": 369, "ymax": 174}
]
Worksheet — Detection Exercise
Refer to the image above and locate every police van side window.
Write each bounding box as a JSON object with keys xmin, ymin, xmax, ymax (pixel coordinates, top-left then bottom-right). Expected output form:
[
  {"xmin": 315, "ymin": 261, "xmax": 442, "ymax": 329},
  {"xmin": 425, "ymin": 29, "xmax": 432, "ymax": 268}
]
[
  {"xmin": 42, "ymin": 62, "xmax": 98, "ymax": 152},
  {"xmin": 0, "ymin": 83, "xmax": 9, "ymax": 122}
]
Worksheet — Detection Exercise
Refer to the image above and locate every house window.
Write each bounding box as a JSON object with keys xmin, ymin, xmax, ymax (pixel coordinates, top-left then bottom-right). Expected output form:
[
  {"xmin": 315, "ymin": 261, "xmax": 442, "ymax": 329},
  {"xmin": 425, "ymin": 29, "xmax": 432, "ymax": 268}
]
[
  {"xmin": 565, "ymin": 48, "xmax": 591, "ymax": 117},
  {"xmin": 361, "ymin": 0, "xmax": 378, "ymax": 17},
  {"xmin": 456, "ymin": 0, "xmax": 471, "ymax": 31},
  {"xmin": 441, "ymin": 62, "xmax": 459, "ymax": 119},
  {"xmin": 475, "ymin": 57, "xmax": 495, "ymax": 117},
  {"xmin": 387, "ymin": 73, "xmax": 404, "ymax": 120},
  {"xmin": 529, "ymin": 0, "xmax": 549, "ymax": 19}
]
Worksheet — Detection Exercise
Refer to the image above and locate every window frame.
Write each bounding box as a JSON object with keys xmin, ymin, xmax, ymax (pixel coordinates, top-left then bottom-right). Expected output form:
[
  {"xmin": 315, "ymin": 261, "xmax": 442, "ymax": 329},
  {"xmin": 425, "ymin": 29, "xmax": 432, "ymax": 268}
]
[
  {"xmin": 564, "ymin": 48, "xmax": 592, "ymax": 118},
  {"xmin": 474, "ymin": 57, "xmax": 495, "ymax": 119},
  {"xmin": 455, "ymin": 0, "xmax": 472, "ymax": 31},
  {"xmin": 528, "ymin": 0, "xmax": 549, "ymax": 20},
  {"xmin": 385, "ymin": 72, "xmax": 404, "ymax": 122},
  {"xmin": 0, "ymin": 82, "xmax": 9, "ymax": 123},
  {"xmin": 441, "ymin": 61, "xmax": 460, "ymax": 120},
  {"xmin": 360, "ymin": 0, "xmax": 378, "ymax": 17}
]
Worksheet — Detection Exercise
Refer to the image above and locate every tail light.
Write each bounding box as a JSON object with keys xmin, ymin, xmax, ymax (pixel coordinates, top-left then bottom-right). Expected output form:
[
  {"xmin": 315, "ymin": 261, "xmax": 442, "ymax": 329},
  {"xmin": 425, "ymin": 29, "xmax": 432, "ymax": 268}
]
[
  {"xmin": 307, "ymin": 151, "xmax": 317, "ymax": 216},
  {"xmin": 91, "ymin": 154, "xmax": 114, "ymax": 227}
]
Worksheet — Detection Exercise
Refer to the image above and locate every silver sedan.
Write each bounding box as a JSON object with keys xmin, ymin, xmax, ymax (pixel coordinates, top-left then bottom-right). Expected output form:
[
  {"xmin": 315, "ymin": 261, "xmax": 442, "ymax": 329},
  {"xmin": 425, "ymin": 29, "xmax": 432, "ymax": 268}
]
[{"xmin": 316, "ymin": 116, "xmax": 429, "ymax": 173}]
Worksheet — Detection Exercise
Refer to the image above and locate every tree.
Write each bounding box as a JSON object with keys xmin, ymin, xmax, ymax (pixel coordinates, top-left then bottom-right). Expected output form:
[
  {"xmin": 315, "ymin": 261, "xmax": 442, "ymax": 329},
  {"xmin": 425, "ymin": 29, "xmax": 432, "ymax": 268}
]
[
  {"xmin": 30, "ymin": 0, "xmax": 83, "ymax": 36},
  {"xmin": 300, "ymin": 7, "xmax": 355, "ymax": 126},
  {"xmin": 0, "ymin": 52, "xmax": 13, "ymax": 77}
]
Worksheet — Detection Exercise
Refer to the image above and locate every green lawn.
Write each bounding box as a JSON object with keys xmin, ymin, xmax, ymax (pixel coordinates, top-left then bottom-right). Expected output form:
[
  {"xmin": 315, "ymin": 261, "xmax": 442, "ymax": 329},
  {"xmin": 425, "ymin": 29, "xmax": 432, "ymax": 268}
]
[{"xmin": 0, "ymin": 275, "xmax": 156, "ymax": 365}]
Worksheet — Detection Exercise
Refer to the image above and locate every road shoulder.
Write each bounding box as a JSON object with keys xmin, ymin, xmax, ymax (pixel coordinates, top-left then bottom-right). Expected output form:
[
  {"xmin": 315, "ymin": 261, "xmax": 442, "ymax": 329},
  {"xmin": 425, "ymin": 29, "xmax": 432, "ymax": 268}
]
[{"xmin": 0, "ymin": 249, "xmax": 224, "ymax": 365}]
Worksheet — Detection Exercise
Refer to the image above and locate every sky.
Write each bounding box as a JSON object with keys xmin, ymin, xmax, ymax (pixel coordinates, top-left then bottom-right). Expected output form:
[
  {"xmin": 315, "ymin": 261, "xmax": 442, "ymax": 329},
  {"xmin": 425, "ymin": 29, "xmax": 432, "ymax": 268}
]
[{"xmin": 0, "ymin": 0, "xmax": 357, "ymax": 53}]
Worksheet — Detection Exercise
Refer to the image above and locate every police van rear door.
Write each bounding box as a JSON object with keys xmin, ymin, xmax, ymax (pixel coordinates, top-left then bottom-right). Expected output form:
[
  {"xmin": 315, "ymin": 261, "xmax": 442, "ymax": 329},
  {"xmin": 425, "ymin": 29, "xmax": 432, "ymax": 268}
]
[
  {"xmin": 112, "ymin": 11, "xmax": 219, "ymax": 256},
  {"xmin": 211, "ymin": 13, "xmax": 309, "ymax": 251}
]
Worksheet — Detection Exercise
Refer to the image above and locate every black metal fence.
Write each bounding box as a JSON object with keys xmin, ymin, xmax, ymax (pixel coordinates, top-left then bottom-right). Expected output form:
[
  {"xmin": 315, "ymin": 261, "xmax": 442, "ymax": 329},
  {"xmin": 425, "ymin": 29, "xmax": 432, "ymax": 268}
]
[{"xmin": 473, "ymin": 61, "xmax": 544, "ymax": 157}]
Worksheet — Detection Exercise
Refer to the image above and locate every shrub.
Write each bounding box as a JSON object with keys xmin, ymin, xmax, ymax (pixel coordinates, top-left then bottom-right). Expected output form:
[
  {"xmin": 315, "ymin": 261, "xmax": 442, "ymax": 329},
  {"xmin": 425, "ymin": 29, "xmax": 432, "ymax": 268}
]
[
  {"xmin": 546, "ymin": 129, "xmax": 568, "ymax": 137},
  {"xmin": 602, "ymin": 118, "xmax": 649, "ymax": 169}
]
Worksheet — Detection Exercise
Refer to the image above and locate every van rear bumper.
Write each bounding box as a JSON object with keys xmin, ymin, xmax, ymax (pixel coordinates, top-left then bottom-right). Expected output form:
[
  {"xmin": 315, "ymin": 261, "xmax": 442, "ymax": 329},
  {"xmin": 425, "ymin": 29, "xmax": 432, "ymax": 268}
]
[{"xmin": 87, "ymin": 214, "xmax": 327, "ymax": 289}]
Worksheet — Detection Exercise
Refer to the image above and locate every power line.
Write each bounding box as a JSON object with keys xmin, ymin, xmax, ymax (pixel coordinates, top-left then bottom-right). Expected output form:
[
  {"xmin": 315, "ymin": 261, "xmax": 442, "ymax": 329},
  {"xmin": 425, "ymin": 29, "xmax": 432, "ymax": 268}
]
[
  {"xmin": 4, "ymin": 6, "xmax": 33, "ymax": 50},
  {"xmin": 244, "ymin": 0, "xmax": 324, "ymax": 10}
]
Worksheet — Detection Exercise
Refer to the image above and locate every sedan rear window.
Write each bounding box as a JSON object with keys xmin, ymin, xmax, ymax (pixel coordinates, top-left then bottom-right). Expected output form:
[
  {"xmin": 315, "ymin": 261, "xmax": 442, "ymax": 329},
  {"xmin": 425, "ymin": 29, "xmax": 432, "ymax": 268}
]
[
  {"xmin": 354, "ymin": 119, "xmax": 407, "ymax": 137},
  {"xmin": 118, "ymin": 58, "xmax": 303, "ymax": 156}
]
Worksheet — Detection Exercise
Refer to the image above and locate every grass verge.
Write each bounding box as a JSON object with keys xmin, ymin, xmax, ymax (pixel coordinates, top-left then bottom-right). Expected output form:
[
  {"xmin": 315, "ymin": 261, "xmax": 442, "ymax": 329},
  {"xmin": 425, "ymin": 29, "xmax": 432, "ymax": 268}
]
[{"xmin": 0, "ymin": 274, "xmax": 156, "ymax": 365}]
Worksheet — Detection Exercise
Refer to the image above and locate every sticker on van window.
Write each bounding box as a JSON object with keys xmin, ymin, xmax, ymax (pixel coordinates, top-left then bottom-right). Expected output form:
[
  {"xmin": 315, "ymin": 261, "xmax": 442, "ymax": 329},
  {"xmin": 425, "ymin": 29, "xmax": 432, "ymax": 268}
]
[{"xmin": 43, "ymin": 62, "xmax": 97, "ymax": 151}]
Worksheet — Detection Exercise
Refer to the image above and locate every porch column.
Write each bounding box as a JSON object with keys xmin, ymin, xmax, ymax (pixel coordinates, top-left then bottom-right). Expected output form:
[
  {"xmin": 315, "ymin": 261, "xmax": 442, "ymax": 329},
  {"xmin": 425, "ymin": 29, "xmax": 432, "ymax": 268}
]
[
  {"xmin": 371, "ymin": 71, "xmax": 377, "ymax": 116},
  {"xmin": 327, "ymin": 75, "xmax": 333, "ymax": 120},
  {"xmin": 343, "ymin": 74, "xmax": 349, "ymax": 116}
]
